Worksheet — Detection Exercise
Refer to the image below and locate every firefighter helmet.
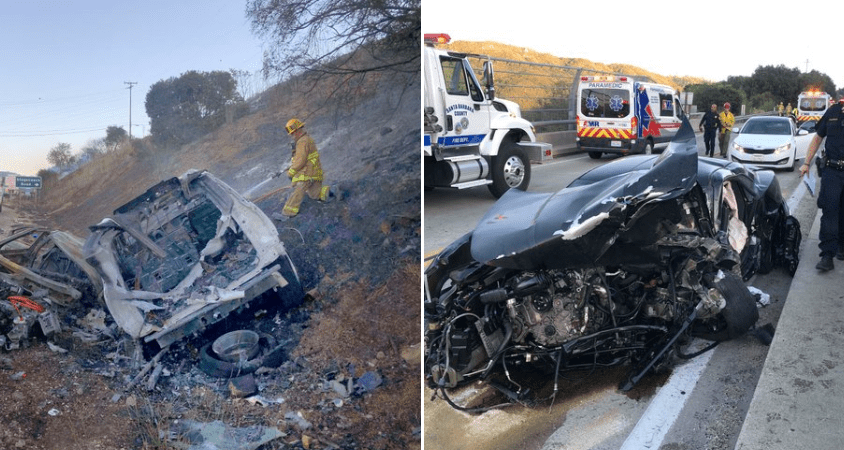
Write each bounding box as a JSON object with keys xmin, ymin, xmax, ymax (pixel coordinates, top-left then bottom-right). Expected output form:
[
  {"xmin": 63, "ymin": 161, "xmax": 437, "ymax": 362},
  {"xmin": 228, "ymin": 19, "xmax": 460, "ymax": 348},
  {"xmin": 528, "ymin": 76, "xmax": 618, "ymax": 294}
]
[
  {"xmin": 285, "ymin": 118, "xmax": 305, "ymax": 134},
  {"xmin": 723, "ymin": 102, "xmax": 731, "ymax": 109}
]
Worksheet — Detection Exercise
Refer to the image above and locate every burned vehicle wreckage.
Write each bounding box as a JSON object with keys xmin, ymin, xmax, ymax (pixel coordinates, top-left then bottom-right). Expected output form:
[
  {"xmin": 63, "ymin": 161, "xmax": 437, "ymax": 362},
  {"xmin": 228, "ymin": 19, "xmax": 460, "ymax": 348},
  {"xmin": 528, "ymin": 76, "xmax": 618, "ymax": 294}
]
[
  {"xmin": 0, "ymin": 228, "xmax": 101, "ymax": 350},
  {"xmin": 0, "ymin": 170, "xmax": 304, "ymax": 368},
  {"xmin": 83, "ymin": 170, "xmax": 304, "ymax": 350},
  {"xmin": 425, "ymin": 118, "xmax": 800, "ymax": 409}
]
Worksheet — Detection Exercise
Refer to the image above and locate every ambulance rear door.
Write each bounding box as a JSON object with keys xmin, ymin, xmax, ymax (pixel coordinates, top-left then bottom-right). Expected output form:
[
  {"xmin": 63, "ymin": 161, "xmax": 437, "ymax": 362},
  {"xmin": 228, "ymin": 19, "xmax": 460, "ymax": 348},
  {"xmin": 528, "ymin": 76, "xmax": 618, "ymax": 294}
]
[{"xmin": 577, "ymin": 77, "xmax": 636, "ymax": 153}]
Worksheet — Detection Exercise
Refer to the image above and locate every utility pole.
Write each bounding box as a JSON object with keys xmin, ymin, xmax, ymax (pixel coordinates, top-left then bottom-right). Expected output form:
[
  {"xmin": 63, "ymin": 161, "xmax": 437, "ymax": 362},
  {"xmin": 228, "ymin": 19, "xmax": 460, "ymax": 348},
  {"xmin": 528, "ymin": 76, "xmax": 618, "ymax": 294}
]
[
  {"xmin": 124, "ymin": 81, "xmax": 137, "ymax": 140},
  {"xmin": 805, "ymin": 59, "xmax": 809, "ymax": 72}
]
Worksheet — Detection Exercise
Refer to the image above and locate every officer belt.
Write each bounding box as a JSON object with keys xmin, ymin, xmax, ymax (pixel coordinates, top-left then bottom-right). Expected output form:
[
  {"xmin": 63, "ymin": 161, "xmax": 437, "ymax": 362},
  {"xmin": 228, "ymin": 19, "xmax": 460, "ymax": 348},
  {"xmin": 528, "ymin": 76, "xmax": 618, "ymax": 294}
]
[{"xmin": 826, "ymin": 158, "xmax": 844, "ymax": 170}]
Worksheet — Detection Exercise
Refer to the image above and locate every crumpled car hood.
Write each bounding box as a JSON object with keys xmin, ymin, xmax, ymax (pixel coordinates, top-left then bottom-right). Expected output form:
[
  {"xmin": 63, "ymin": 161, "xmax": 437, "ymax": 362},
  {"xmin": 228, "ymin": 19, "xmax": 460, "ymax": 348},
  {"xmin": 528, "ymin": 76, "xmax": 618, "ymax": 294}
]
[{"xmin": 471, "ymin": 117, "xmax": 698, "ymax": 270}]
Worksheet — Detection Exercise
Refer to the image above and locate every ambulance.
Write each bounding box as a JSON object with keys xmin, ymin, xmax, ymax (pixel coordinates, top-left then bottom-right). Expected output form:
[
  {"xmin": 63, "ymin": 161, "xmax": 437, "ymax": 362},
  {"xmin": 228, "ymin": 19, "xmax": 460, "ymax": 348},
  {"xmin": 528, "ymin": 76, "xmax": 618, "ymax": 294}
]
[
  {"xmin": 796, "ymin": 90, "xmax": 831, "ymax": 125},
  {"xmin": 576, "ymin": 76, "xmax": 683, "ymax": 159}
]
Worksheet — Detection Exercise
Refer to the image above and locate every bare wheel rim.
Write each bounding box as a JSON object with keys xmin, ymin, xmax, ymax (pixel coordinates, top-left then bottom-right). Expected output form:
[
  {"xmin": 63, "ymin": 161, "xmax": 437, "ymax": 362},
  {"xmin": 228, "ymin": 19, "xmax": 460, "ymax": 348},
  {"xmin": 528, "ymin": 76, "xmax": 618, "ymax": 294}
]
[{"xmin": 503, "ymin": 155, "xmax": 525, "ymax": 187}]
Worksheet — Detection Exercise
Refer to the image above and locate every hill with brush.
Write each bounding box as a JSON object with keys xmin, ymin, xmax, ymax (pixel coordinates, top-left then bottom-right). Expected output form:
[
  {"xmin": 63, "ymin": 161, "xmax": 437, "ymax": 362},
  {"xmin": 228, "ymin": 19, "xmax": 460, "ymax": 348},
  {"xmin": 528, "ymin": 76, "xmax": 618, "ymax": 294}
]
[
  {"xmin": 445, "ymin": 39, "xmax": 710, "ymax": 92},
  {"xmin": 14, "ymin": 58, "xmax": 422, "ymax": 449}
]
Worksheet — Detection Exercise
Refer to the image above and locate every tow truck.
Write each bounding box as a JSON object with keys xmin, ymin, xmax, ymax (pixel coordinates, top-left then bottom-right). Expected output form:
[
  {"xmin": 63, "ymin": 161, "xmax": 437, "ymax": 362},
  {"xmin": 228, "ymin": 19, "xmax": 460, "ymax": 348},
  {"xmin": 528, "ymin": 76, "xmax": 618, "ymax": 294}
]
[{"xmin": 423, "ymin": 33, "xmax": 551, "ymax": 198}]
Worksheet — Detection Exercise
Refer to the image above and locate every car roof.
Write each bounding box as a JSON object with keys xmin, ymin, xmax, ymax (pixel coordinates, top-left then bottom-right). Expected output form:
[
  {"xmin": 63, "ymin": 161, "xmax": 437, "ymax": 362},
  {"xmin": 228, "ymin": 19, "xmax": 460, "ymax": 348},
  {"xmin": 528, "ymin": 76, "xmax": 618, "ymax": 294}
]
[{"xmin": 745, "ymin": 116, "xmax": 791, "ymax": 124}]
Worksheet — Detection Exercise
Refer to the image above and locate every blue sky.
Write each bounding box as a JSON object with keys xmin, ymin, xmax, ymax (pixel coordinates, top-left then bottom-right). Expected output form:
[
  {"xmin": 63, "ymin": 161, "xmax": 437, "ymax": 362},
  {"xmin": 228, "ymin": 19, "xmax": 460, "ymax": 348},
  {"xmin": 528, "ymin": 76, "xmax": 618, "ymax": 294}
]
[{"xmin": 0, "ymin": 0, "xmax": 270, "ymax": 175}]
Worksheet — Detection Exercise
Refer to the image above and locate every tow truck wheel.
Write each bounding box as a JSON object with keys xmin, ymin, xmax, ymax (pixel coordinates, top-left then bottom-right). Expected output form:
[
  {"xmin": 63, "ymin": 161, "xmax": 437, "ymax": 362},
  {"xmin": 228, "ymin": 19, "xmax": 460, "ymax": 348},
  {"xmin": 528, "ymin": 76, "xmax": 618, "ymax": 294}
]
[
  {"xmin": 588, "ymin": 151, "xmax": 602, "ymax": 159},
  {"xmin": 489, "ymin": 141, "xmax": 531, "ymax": 198}
]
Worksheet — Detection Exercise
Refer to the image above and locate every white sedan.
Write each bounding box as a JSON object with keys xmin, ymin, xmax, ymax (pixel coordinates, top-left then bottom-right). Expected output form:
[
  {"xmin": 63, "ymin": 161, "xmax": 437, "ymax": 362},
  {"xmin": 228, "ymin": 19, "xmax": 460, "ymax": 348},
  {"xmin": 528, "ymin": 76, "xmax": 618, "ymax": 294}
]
[{"xmin": 728, "ymin": 116, "xmax": 814, "ymax": 171}]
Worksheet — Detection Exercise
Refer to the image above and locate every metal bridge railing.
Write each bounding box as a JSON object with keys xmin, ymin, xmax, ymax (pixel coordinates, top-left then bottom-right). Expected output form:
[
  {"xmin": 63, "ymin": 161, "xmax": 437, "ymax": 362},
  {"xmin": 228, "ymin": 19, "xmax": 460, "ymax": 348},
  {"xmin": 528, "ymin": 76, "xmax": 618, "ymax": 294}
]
[{"xmin": 464, "ymin": 55, "xmax": 651, "ymax": 133}]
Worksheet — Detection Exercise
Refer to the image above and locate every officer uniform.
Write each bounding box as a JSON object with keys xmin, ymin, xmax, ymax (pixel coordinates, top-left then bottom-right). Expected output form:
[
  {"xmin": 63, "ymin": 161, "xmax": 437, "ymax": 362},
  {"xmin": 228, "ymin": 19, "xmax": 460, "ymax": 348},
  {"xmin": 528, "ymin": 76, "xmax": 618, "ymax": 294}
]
[
  {"xmin": 699, "ymin": 106, "xmax": 721, "ymax": 157},
  {"xmin": 807, "ymin": 101, "xmax": 844, "ymax": 270}
]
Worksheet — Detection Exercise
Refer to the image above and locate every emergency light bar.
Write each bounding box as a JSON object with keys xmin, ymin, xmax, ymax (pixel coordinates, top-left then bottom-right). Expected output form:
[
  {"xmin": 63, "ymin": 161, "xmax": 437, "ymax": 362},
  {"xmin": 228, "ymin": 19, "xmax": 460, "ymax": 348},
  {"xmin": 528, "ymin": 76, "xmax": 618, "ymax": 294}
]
[
  {"xmin": 581, "ymin": 76, "xmax": 629, "ymax": 82},
  {"xmin": 424, "ymin": 33, "xmax": 451, "ymax": 45}
]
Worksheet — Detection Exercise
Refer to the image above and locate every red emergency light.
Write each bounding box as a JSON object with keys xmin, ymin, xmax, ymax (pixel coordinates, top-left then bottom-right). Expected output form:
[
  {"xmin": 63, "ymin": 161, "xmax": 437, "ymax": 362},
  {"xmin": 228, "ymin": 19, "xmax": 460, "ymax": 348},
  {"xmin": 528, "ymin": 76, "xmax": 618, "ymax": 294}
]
[
  {"xmin": 424, "ymin": 33, "xmax": 451, "ymax": 45},
  {"xmin": 581, "ymin": 76, "xmax": 628, "ymax": 82}
]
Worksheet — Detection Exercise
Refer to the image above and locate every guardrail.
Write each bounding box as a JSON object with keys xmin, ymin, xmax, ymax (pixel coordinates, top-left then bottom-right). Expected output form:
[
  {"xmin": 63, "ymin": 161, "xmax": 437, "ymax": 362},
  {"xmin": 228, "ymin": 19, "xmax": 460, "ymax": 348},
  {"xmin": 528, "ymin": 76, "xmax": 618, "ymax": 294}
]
[
  {"xmin": 464, "ymin": 54, "xmax": 777, "ymax": 138},
  {"xmin": 463, "ymin": 55, "xmax": 636, "ymax": 133}
]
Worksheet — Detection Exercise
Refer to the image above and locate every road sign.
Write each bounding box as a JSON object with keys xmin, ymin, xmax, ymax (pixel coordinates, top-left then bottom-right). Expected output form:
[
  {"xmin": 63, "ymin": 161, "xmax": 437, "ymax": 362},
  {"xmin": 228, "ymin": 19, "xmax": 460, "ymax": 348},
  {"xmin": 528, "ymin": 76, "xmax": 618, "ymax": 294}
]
[{"xmin": 15, "ymin": 176, "xmax": 42, "ymax": 188}]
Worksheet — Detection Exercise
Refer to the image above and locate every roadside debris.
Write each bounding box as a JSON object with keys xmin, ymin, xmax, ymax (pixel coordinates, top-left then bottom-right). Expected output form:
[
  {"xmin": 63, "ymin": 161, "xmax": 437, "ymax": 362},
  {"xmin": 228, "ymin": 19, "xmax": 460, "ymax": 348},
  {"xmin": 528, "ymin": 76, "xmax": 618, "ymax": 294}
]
[
  {"xmin": 748, "ymin": 286, "xmax": 772, "ymax": 306},
  {"xmin": 0, "ymin": 171, "xmax": 307, "ymax": 403},
  {"xmin": 166, "ymin": 419, "xmax": 285, "ymax": 450}
]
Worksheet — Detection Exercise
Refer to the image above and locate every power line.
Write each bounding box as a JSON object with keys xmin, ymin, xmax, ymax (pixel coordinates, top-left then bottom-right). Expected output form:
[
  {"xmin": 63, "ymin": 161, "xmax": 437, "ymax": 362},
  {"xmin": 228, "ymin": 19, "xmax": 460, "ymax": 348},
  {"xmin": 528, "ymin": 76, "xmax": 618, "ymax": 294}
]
[{"xmin": 0, "ymin": 126, "xmax": 109, "ymax": 137}]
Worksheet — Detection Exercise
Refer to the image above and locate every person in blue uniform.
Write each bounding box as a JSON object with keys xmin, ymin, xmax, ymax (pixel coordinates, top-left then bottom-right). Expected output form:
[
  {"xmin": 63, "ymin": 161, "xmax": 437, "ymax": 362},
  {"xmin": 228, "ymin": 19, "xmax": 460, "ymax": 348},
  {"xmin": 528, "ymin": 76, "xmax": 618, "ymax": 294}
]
[{"xmin": 800, "ymin": 99, "xmax": 844, "ymax": 271}]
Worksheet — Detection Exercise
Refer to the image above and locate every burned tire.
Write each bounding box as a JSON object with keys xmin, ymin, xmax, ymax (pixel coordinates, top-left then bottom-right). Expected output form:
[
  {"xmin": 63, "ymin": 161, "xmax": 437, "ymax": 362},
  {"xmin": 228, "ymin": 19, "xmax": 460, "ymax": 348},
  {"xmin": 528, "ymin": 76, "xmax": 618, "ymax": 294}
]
[
  {"xmin": 198, "ymin": 333, "xmax": 287, "ymax": 378},
  {"xmin": 694, "ymin": 271, "xmax": 759, "ymax": 342},
  {"xmin": 488, "ymin": 141, "xmax": 531, "ymax": 198}
]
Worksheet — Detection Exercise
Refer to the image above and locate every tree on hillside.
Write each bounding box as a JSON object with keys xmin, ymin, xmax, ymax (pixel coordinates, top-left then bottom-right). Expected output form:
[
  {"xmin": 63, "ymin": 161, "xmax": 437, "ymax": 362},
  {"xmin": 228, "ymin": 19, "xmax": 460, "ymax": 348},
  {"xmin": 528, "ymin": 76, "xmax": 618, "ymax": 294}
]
[
  {"xmin": 47, "ymin": 142, "xmax": 75, "ymax": 168},
  {"xmin": 81, "ymin": 138, "xmax": 107, "ymax": 161},
  {"xmin": 798, "ymin": 70, "xmax": 836, "ymax": 96},
  {"xmin": 246, "ymin": 0, "xmax": 420, "ymax": 79},
  {"xmin": 230, "ymin": 69, "xmax": 266, "ymax": 101},
  {"xmin": 145, "ymin": 70, "xmax": 245, "ymax": 146},
  {"xmin": 105, "ymin": 126, "xmax": 127, "ymax": 151},
  {"xmin": 36, "ymin": 169, "xmax": 58, "ymax": 188},
  {"xmin": 686, "ymin": 83, "xmax": 746, "ymax": 115},
  {"xmin": 749, "ymin": 65, "xmax": 801, "ymax": 105}
]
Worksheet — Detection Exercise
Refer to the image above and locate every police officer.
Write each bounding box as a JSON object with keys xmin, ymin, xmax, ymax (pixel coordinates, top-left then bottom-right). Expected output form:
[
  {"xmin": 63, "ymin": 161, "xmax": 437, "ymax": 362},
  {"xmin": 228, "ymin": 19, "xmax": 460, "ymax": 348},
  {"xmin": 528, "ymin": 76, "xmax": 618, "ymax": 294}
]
[
  {"xmin": 799, "ymin": 98, "xmax": 844, "ymax": 271},
  {"xmin": 699, "ymin": 104, "xmax": 721, "ymax": 157}
]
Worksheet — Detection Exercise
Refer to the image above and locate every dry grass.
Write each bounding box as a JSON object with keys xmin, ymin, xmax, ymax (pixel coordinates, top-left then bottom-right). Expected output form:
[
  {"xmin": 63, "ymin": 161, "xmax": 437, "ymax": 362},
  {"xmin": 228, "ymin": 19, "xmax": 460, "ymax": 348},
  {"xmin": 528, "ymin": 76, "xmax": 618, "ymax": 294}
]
[{"xmin": 442, "ymin": 40, "xmax": 712, "ymax": 110}]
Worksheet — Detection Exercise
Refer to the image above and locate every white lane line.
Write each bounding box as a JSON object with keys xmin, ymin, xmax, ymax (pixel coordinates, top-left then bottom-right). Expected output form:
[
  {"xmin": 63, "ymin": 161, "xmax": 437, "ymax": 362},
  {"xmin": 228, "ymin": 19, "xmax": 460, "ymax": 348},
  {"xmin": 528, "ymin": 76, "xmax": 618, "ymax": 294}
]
[
  {"xmin": 786, "ymin": 177, "xmax": 807, "ymax": 215},
  {"xmin": 619, "ymin": 348, "xmax": 715, "ymax": 449}
]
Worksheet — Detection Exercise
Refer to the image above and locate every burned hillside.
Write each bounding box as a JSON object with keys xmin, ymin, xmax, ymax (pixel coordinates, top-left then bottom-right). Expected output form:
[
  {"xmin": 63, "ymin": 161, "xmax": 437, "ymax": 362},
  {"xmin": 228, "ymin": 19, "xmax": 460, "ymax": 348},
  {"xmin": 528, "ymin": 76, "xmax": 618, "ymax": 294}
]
[{"xmin": 0, "ymin": 66, "xmax": 421, "ymax": 450}]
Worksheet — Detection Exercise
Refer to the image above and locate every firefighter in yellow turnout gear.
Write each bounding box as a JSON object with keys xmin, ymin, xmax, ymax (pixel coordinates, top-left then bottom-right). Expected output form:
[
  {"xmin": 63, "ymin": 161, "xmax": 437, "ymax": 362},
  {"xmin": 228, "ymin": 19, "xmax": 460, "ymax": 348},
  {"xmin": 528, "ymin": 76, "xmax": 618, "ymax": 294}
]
[{"xmin": 281, "ymin": 118, "xmax": 333, "ymax": 218}]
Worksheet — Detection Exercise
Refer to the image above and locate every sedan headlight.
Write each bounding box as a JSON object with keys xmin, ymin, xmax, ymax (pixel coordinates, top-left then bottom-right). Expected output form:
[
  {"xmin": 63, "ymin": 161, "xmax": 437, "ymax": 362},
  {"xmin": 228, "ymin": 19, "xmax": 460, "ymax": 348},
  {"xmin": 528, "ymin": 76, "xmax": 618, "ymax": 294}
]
[
  {"xmin": 733, "ymin": 143, "xmax": 745, "ymax": 153},
  {"xmin": 775, "ymin": 143, "xmax": 792, "ymax": 154}
]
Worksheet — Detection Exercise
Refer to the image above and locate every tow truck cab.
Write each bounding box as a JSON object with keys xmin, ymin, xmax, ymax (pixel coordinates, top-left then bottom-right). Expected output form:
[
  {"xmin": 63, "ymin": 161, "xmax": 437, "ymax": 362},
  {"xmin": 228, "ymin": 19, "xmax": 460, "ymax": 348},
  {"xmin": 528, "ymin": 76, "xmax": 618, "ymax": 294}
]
[{"xmin": 423, "ymin": 33, "xmax": 551, "ymax": 198}]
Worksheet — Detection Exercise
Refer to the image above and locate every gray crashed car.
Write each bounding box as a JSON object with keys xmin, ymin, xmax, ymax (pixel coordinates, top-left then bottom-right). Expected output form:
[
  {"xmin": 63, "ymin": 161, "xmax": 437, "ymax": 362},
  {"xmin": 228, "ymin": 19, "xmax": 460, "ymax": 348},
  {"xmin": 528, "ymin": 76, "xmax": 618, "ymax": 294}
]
[{"xmin": 83, "ymin": 170, "xmax": 304, "ymax": 349}]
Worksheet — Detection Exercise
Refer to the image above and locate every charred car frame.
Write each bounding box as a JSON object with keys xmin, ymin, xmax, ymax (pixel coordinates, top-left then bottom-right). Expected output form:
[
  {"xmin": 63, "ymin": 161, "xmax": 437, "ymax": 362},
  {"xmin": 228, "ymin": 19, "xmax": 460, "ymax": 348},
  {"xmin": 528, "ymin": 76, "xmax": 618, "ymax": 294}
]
[{"xmin": 83, "ymin": 170, "xmax": 304, "ymax": 350}]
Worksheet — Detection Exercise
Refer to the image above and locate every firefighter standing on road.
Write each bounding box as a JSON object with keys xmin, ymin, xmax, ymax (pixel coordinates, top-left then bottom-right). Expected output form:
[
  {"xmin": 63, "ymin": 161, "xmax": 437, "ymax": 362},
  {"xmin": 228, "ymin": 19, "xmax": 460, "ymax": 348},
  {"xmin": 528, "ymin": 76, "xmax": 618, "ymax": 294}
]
[
  {"xmin": 718, "ymin": 103, "xmax": 735, "ymax": 157},
  {"xmin": 699, "ymin": 104, "xmax": 721, "ymax": 157},
  {"xmin": 800, "ymin": 99, "xmax": 844, "ymax": 271},
  {"xmin": 280, "ymin": 118, "xmax": 333, "ymax": 219}
]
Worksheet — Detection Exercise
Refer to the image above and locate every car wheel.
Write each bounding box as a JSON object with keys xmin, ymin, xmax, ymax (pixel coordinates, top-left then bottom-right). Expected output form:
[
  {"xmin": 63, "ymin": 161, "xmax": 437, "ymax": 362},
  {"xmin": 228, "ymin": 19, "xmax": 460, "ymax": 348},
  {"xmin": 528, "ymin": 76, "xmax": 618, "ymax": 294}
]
[
  {"xmin": 488, "ymin": 141, "xmax": 531, "ymax": 198},
  {"xmin": 693, "ymin": 271, "xmax": 759, "ymax": 342},
  {"xmin": 588, "ymin": 151, "xmax": 602, "ymax": 159}
]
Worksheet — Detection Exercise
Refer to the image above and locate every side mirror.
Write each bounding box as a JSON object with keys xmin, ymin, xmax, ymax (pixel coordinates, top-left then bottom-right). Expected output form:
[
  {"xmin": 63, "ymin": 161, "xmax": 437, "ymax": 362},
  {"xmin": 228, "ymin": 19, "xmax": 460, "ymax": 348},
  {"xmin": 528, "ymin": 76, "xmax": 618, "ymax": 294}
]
[
  {"xmin": 732, "ymin": 127, "xmax": 740, "ymax": 133},
  {"xmin": 482, "ymin": 61, "xmax": 495, "ymax": 100},
  {"xmin": 797, "ymin": 129, "xmax": 809, "ymax": 136}
]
